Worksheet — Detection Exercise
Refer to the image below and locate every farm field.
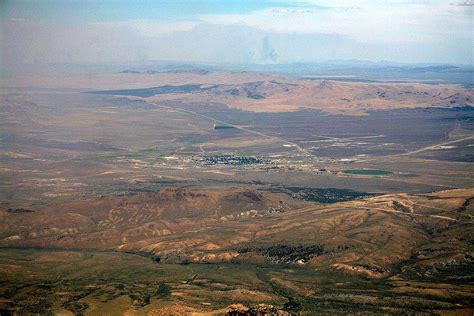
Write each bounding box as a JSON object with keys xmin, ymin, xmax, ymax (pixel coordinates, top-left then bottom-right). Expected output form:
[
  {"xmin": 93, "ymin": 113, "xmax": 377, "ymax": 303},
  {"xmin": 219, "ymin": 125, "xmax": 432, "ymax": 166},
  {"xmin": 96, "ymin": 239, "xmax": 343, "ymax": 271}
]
[{"xmin": 342, "ymin": 169, "xmax": 394, "ymax": 175}]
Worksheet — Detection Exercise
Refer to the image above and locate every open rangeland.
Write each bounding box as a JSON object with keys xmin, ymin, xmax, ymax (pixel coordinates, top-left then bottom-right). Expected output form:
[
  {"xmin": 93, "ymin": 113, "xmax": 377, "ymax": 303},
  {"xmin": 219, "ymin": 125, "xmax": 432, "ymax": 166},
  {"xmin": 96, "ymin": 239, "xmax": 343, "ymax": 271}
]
[{"xmin": 0, "ymin": 71, "xmax": 473, "ymax": 314}]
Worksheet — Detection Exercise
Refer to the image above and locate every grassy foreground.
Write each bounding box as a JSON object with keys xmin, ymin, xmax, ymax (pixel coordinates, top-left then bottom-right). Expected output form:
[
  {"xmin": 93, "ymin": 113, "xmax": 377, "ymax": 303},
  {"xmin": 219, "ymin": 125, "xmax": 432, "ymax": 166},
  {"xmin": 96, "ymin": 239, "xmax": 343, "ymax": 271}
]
[{"xmin": 1, "ymin": 248, "xmax": 473, "ymax": 315}]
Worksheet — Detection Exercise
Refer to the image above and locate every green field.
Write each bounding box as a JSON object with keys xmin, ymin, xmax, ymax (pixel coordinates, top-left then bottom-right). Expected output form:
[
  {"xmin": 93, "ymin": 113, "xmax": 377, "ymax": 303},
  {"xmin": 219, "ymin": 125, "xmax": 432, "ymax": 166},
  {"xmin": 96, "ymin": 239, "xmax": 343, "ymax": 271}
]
[
  {"xmin": 342, "ymin": 169, "xmax": 394, "ymax": 176},
  {"xmin": 214, "ymin": 124, "xmax": 235, "ymax": 130}
]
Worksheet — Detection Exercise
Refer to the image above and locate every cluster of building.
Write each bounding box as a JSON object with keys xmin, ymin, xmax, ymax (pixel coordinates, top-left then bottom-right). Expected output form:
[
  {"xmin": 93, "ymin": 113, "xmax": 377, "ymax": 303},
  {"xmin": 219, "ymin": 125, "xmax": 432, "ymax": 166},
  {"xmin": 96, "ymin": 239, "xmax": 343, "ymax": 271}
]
[{"xmin": 197, "ymin": 155, "xmax": 270, "ymax": 165}]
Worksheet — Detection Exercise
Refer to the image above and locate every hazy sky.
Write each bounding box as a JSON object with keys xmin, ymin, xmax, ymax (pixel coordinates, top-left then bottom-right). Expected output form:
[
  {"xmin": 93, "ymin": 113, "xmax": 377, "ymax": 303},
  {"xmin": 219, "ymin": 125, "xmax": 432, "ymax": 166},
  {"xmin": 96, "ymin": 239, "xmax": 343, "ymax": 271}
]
[{"xmin": 1, "ymin": 0, "xmax": 473, "ymax": 66}]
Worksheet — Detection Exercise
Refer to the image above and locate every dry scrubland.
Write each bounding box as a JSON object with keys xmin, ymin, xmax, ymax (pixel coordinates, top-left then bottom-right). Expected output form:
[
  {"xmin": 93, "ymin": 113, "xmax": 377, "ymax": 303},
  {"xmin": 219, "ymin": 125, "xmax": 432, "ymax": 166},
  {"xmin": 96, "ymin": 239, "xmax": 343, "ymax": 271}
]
[
  {"xmin": 0, "ymin": 71, "xmax": 473, "ymax": 314},
  {"xmin": 145, "ymin": 79, "xmax": 473, "ymax": 115},
  {"xmin": 2, "ymin": 187, "xmax": 473, "ymax": 271},
  {"xmin": 0, "ymin": 188, "xmax": 473, "ymax": 314},
  {"xmin": 6, "ymin": 70, "xmax": 471, "ymax": 115}
]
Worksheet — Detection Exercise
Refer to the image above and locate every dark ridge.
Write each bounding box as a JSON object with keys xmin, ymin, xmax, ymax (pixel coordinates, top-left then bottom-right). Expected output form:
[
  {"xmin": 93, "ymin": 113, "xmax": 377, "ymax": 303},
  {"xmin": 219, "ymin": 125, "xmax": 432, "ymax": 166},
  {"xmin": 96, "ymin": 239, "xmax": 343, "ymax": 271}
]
[
  {"xmin": 264, "ymin": 186, "xmax": 378, "ymax": 203},
  {"xmin": 238, "ymin": 244, "xmax": 326, "ymax": 263},
  {"xmin": 458, "ymin": 197, "xmax": 474, "ymax": 212},
  {"xmin": 87, "ymin": 84, "xmax": 216, "ymax": 97},
  {"xmin": 6, "ymin": 208, "xmax": 34, "ymax": 213}
]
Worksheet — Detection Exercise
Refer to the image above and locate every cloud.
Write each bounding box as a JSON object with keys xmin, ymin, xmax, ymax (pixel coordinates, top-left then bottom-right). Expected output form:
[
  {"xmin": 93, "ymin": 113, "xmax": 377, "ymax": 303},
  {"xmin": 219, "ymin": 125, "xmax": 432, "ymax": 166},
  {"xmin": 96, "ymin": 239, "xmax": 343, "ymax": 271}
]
[
  {"xmin": 200, "ymin": 1, "xmax": 472, "ymax": 44},
  {"xmin": 1, "ymin": 20, "xmax": 148, "ymax": 65},
  {"xmin": 1, "ymin": 0, "xmax": 472, "ymax": 67},
  {"xmin": 1, "ymin": 20, "xmax": 360, "ymax": 65},
  {"xmin": 450, "ymin": 1, "xmax": 474, "ymax": 5},
  {"xmin": 94, "ymin": 20, "xmax": 199, "ymax": 37}
]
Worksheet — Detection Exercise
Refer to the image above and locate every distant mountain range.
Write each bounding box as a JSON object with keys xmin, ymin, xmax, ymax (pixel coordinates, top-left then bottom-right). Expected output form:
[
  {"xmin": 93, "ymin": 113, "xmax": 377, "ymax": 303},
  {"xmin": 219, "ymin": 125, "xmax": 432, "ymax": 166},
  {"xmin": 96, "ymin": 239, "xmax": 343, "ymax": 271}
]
[{"xmin": 3, "ymin": 60, "xmax": 473, "ymax": 87}]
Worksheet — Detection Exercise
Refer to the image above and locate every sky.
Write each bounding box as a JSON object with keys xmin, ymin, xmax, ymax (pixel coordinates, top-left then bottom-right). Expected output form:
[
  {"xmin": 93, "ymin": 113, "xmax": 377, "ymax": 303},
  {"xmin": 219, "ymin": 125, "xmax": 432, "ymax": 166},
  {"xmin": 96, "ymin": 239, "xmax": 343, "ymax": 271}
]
[{"xmin": 1, "ymin": 0, "xmax": 473, "ymax": 66}]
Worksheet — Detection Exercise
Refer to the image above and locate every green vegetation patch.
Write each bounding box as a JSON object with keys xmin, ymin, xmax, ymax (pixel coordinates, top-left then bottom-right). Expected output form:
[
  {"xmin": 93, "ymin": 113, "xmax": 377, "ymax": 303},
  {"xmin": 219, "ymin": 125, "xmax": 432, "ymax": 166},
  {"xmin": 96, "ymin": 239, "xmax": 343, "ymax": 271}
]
[
  {"xmin": 247, "ymin": 93, "xmax": 265, "ymax": 99},
  {"xmin": 342, "ymin": 169, "xmax": 394, "ymax": 176},
  {"xmin": 213, "ymin": 124, "xmax": 235, "ymax": 130}
]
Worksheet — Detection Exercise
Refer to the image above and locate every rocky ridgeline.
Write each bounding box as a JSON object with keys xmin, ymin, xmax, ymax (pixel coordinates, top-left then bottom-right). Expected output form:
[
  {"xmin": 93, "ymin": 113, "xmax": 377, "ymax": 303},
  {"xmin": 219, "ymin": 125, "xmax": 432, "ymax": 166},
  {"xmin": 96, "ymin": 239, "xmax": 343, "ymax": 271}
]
[{"xmin": 224, "ymin": 303, "xmax": 291, "ymax": 316}]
